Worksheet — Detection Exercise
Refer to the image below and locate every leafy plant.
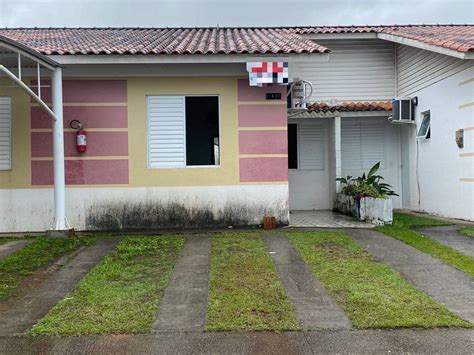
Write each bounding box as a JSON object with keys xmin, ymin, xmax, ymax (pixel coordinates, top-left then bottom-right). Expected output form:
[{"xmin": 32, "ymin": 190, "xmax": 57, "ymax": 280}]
[{"xmin": 336, "ymin": 162, "xmax": 398, "ymax": 199}]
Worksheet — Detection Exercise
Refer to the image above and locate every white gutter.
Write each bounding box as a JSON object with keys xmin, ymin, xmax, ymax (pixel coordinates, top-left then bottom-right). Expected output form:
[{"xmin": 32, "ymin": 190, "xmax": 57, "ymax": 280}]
[
  {"xmin": 377, "ymin": 33, "xmax": 473, "ymax": 60},
  {"xmin": 47, "ymin": 53, "xmax": 330, "ymax": 65},
  {"xmin": 51, "ymin": 67, "xmax": 69, "ymax": 231}
]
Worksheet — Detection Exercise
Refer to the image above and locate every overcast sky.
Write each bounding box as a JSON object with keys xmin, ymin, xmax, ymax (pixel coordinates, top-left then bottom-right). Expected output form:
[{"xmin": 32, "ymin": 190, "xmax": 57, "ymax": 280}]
[{"xmin": 0, "ymin": 0, "xmax": 472, "ymax": 28}]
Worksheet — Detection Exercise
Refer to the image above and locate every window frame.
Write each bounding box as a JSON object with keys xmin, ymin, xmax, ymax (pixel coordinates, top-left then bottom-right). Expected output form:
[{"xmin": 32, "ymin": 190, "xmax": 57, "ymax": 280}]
[
  {"xmin": 0, "ymin": 96, "xmax": 12, "ymax": 171},
  {"xmin": 416, "ymin": 110, "xmax": 431, "ymax": 140},
  {"xmin": 146, "ymin": 94, "xmax": 221, "ymax": 169}
]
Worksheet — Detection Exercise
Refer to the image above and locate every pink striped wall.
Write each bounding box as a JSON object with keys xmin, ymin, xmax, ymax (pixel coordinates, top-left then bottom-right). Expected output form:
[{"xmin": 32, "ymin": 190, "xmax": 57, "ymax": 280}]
[
  {"xmin": 31, "ymin": 80, "xmax": 127, "ymax": 103},
  {"xmin": 239, "ymin": 131, "xmax": 287, "ymax": 154},
  {"xmin": 32, "ymin": 160, "xmax": 129, "ymax": 185},
  {"xmin": 239, "ymin": 158, "xmax": 288, "ymax": 182},
  {"xmin": 238, "ymin": 104, "xmax": 287, "ymax": 127},
  {"xmin": 237, "ymin": 79, "xmax": 287, "ymax": 102},
  {"xmin": 30, "ymin": 79, "xmax": 129, "ymax": 186},
  {"xmin": 237, "ymin": 79, "xmax": 288, "ymax": 183},
  {"xmin": 31, "ymin": 131, "xmax": 128, "ymax": 158},
  {"xmin": 31, "ymin": 106, "xmax": 128, "ymax": 129}
]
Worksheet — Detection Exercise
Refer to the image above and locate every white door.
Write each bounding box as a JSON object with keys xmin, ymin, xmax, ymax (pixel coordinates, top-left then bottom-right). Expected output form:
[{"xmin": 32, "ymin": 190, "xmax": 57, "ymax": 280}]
[{"xmin": 288, "ymin": 121, "xmax": 329, "ymax": 210}]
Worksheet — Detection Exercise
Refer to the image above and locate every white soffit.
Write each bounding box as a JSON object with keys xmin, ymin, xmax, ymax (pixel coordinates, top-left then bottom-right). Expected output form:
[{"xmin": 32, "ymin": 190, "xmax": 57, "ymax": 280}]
[{"xmin": 377, "ymin": 33, "xmax": 474, "ymax": 60}]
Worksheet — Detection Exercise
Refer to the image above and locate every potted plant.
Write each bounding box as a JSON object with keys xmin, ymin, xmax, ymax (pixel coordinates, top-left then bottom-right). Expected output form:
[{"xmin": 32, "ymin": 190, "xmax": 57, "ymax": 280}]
[{"xmin": 335, "ymin": 162, "xmax": 397, "ymax": 224}]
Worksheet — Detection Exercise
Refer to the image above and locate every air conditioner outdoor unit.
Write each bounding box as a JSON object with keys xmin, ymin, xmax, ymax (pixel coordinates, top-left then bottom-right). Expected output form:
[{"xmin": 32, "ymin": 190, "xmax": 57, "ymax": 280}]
[{"xmin": 390, "ymin": 97, "xmax": 417, "ymax": 124}]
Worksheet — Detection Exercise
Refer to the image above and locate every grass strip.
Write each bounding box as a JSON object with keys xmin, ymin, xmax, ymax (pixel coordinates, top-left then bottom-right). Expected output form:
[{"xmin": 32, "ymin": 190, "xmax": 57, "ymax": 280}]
[
  {"xmin": 30, "ymin": 236, "xmax": 184, "ymax": 335},
  {"xmin": 0, "ymin": 237, "xmax": 93, "ymax": 300},
  {"xmin": 206, "ymin": 232, "xmax": 299, "ymax": 331},
  {"xmin": 376, "ymin": 214, "xmax": 474, "ymax": 277},
  {"xmin": 288, "ymin": 230, "xmax": 471, "ymax": 329},
  {"xmin": 459, "ymin": 227, "xmax": 474, "ymax": 238}
]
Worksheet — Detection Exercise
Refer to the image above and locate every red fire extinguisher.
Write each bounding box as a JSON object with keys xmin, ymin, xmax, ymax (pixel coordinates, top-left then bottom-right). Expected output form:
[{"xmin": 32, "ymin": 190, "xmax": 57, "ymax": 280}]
[{"xmin": 70, "ymin": 120, "xmax": 87, "ymax": 153}]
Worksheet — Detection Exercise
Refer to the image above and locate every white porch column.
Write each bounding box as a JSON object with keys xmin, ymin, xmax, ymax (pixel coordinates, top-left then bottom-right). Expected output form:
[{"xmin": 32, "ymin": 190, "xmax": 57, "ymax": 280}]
[
  {"xmin": 334, "ymin": 116, "xmax": 342, "ymax": 193},
  {"xmin": 51, "ymin": 67, "xmax": 69, "ymax": 230}
]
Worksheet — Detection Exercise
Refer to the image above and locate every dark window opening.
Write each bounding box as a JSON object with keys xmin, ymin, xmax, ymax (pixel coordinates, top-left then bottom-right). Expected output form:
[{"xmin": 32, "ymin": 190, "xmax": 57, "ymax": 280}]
[
  {"xmin": 185, "ymin": 96, "xmax": 219, "ymax": 166},
  {"xmin": 288, "ymin": 123, "xmax": 298, "ymax": 169}
]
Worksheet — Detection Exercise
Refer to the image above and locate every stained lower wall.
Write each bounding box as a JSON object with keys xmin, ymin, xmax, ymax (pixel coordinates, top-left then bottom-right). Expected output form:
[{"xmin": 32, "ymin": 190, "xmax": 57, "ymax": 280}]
[{"xmin": 0, "ymin": 185, "xmax": 289, "ymax": 232}]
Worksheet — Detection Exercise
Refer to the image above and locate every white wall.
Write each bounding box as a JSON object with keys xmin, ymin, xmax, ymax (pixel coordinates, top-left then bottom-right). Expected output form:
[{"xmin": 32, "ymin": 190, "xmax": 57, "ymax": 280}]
[
  {"xmin": 294, "ymin": 39, "xmax": 396, "ymax": 102},
  {"xmin": 401, "ymin": 65, "xmax": 474, "ymax": 220},
  {"xmin": 0, "ymin": 184, "xmax": 289, "ymax": 233}
]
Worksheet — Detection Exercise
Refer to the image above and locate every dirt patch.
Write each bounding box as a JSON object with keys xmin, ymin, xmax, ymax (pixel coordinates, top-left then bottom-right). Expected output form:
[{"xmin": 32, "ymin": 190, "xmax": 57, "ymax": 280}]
[{"xmin": 314, "ymin": 242, "xmax": 366, "ymax": 261}]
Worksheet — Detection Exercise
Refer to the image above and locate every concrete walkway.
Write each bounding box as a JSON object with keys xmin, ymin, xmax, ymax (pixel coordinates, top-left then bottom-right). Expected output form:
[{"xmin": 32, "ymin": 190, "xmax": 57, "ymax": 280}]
[
  {"xmin": 0, "ymin": 238, "xmax": 120, "ymax": 336},
  {"xmin": 153, "ymin": 236, "xmax": 211, "ymax": 332},
  {"xmin": 263, "ymin": 235, "xmax": 351, "ymax": 330},
  {"xmin": 0, "ymin": 329, "xmax": 473, "ymax": 354},
  {"xmin": 0, "ymin": 240, "xmax": 33, "ymax": 260},
  {"xmin": 417, "ymin": 226, "xmax": 474, "ymax": 258},
  {"xmin": 345, "ymin": 229, "xmax": 474, "ymax": 323}
]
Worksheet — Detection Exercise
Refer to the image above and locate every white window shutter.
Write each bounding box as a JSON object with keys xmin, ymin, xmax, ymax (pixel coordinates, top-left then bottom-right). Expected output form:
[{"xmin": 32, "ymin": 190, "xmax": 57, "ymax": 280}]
[
  {"xmin": 341, "ymin": 118, "xmax": 386, "ymax": 170},
  {"xmin": 341, "ymin": 120, "xmax": 362, "ymax": 169},
  {"xmin": 360, "ymin": 119, "xmax": 385, "ymax": 169},
  {"xmin": 0, "ymin": 97, "xmax": 11, "ymax": 170},
  {"xmin": 298, "ymin": 123, "xmax": 325, "ymax": 170},
  {"xmin": 147, "ymin": 96, "xmax": 186, "ymax": 168}
]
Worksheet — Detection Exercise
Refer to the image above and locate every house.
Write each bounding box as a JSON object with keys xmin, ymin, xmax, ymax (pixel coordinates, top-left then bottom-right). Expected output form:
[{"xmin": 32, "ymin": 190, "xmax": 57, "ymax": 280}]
[{"xmin": 0, "ymin": 25, "xmax": 472, "ymax": 233}]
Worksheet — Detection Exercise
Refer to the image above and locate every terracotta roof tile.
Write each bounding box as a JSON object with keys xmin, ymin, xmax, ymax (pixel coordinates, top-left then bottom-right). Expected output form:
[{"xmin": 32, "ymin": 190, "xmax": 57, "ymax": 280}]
[
  {"xmin": 0, "ymin": 27, "xmax": 328, "ymax": 55},
  {"xmin": 307, "ymin": 101, "xmax": 392, "ymax": 113},
  {"xmin": 288, "ymin": 24, "xmax": 474, "ymax": 53}
]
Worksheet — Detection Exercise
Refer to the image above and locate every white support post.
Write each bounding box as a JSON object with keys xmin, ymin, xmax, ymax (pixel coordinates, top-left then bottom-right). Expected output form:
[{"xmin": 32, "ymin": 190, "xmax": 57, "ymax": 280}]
[
  {"xmin": 51, "ymin": 67, "xmax": 69, "ymax": 230},
  {"xmin": 334, "ymin": 116, "xmax": 342, "ymax": 193}
]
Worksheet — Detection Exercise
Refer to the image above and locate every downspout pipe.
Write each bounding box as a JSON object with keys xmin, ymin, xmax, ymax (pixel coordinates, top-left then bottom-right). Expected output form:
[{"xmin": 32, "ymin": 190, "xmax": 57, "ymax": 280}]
[{"xmin": 51, "ymin": 67, "xmax": 70, "ymax": 232}]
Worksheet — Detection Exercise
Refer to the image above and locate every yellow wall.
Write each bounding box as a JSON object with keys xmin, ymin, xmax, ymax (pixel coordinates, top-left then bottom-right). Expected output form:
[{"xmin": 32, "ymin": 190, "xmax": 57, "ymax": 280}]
[
  {"xmin": 0, "ymin": 78, "xmax": 31, "ymax": 188},
  {"xmin": 0, "ymin": 76, "xmax": 241, "ymax": 189},
  {"xmin": 128, "ymin": 76, "xmax": 240, "ymax": 187}
]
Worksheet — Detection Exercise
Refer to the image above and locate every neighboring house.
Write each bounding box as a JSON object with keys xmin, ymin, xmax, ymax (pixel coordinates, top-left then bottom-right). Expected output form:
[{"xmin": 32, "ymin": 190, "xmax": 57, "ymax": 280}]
[{"xmin": 0, "ymin": 24, "xmax": 472, "ymax": 232}]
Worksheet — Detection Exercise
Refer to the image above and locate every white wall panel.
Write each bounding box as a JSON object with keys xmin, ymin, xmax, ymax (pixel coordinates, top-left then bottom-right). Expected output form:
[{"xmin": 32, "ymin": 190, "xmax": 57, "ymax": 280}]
[
  {"xmin": 294, "ymin": 39, "xmax": 396, "ymax": 101},
  {"xmin": 397, "ymin": 44, "xmax": 472, "ymax": 96}
]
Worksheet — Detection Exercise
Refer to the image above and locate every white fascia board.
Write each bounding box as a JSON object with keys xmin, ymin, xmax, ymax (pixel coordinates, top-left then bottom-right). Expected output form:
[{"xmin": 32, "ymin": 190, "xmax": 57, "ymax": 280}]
[
  {"xmin": 48, "ymin": 53, "xmax": 330, "ymax": 65},
  {"xmin": 301, "ymin": 33, "xmax": 378, "ymax": 40},
  {"xmin": 377, "ymin": 33, "xmax": 469, "ymax": 59}
]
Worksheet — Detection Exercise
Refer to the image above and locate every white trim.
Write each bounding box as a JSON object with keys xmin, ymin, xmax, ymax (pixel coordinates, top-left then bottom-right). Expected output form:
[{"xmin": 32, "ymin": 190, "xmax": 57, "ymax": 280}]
[
  {"xmin": 47, "ymin": 53, "xmax": 330, "ymax": 65},
  {"xmin": 377, "ymin": 33, "xmax": 471, "ymax": 60}
]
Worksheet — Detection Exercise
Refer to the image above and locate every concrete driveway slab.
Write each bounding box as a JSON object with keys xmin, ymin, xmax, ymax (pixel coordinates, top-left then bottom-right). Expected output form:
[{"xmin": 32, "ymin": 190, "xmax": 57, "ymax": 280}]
[
  {"xmin": 153, "ymin": 236, "xmax": 211, "ymax": 332},
  {"xmin": 263, "ymin": 235, "xmax": 351, "ymax": 330},
  {"xmin": 0, "ymin": 329, "xmax": 473, "ymax": 354},
  {"xmin": 345, "ymin": 228, "xmax": 474, "ymax": 323},
  {"xmin": 417, "ymin": 225, "xmax": 474, "ymax": 258},
  {"xmin": 0, "ymin": 240, "xmax": 33, "ymax": 260}
]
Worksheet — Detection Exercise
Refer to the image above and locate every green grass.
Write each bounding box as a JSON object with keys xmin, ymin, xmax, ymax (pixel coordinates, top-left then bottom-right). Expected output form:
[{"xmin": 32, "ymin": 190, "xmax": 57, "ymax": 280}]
[
  {"xmin": 30, "ymin": 236, "xmax": 184, "ymax": 335},
  {"xmin": 376, "ymin": 213, "xmax": 474, "ymax": 277},
  {"xmin": 0, "ymin": 237, "xmax": 93, "ymax": 300},
  {"xmin": 288, "ymin": 230, "xmax": 471, "ymax": 329},
  {"xmin": 459, "ymin": 227, "xmax": 474, "ymax": 238},
  {"xmin": 206, "ymin": 232, "xmax": 299, "ymax": 331}
]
